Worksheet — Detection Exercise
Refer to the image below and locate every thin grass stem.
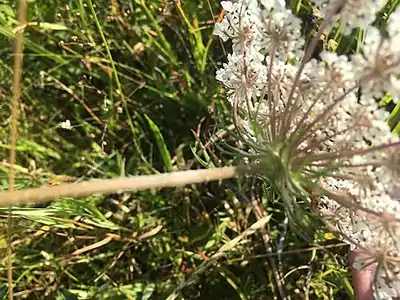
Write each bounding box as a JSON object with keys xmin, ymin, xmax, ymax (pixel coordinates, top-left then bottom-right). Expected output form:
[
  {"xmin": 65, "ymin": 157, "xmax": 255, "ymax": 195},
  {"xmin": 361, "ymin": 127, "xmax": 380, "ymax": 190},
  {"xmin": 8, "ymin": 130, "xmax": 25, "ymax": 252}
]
[{"xmin": 8, "ymin": 1, "xmax": 28, "ymax": 298}]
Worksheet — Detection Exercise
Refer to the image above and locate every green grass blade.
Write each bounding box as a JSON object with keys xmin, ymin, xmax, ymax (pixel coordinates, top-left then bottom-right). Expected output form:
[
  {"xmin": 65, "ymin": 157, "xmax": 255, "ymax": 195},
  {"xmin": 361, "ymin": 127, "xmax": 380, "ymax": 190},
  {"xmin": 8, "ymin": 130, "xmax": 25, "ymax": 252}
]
[{"xmin": 145, "ymin": 115, "xmax": 173, "ymax": 172}]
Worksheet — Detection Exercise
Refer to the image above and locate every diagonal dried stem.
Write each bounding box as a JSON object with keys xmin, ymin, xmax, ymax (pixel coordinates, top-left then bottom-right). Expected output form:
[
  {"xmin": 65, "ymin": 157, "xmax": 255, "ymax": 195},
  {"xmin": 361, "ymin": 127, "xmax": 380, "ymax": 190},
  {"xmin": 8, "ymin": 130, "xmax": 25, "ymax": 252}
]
[{"xmin": 0, "ymin": 166, "xmax": 252, "ymax": 207}]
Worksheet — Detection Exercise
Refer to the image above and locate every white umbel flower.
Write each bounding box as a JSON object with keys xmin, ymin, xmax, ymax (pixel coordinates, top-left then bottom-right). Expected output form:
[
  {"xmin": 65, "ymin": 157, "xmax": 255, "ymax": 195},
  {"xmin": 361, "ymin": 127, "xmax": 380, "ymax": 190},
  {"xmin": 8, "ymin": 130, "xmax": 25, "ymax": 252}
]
[
  {"xmin": 215, "ymin": 1, "xmax": 400, "ymax": 297},
  {"xmin": 214, "ymin": 0, "xmax": 260, "ymax": 50},
  {"xmin": 256, "ymin": 2, "xmax": 304, "ymax": 58},
  {"xmin": 352, "ymin": 25, "xmax": 400, "ymax": 103},
  {"xmin": 315, "ymin": 0, "xmax": 386, "ymax": 35},
  {"xmin": 216, "ymin": 49, "xmax": 267, "ymax": 103}
]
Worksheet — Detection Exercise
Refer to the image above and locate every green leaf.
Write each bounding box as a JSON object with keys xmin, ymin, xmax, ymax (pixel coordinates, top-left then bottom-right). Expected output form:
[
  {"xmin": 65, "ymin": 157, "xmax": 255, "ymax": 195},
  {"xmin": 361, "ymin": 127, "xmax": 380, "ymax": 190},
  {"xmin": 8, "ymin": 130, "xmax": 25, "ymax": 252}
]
[
  {"xmin": 0, "ymin": 197, "xmax": 119, "ymax": 230},
  {"xmin": 28, "ymin": 22, "xmax": 69, "ymax": 31},
  {"xmin": 51, "ymin": 197, "xmax": 119, "ymax": 230},
  {"xmin": 0, "ymin": 138, "xmax": 60, "ymax": 160},
  {"xmin": 145, "ymin": 114, "xmax": 173, "ymax": 172},
  {"xmin": 56, "ymin": 288, "xmax": 79, "ymax": 300},
  {"xmin": 117, "ymin": 283, "xmax": 155, "ymax": 299},
  {"xmin": 379, "ymin": 94, "xmax": 393, "ymax": 106},
  {"xmin": 141, "ymin": 283, "xmax": 155, "ymax": 300},
  {"xmin": 392, "ymin": 120, "xmax": 400, "ymax": 135},
  {"xmin": 389, "ymin": 102, "xmax": 400, "ymax": 131},
  {"xmin": 0, "ymin": 283, "xmax": 7, "ymax": 299},
  {"xmin": 0, "ymin": 4, "xmax": 15, "ymax": 24}
]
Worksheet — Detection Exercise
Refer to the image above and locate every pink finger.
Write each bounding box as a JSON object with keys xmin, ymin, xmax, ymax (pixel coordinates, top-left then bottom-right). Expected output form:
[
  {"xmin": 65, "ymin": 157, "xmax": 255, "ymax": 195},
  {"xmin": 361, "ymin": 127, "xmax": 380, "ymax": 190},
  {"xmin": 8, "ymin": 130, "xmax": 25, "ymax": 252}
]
[{"xmin": 349, "ymin": 250, "xmax": 375, "ymax": 300}]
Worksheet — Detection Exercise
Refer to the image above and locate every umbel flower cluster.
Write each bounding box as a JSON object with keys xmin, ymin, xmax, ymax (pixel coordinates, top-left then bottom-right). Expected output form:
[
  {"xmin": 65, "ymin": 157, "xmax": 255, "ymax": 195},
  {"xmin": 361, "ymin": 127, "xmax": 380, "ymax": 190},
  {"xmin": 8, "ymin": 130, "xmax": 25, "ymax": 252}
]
[{"xmin": 214, "ymin": 0, "xmax": 400, "ymax": 298}]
